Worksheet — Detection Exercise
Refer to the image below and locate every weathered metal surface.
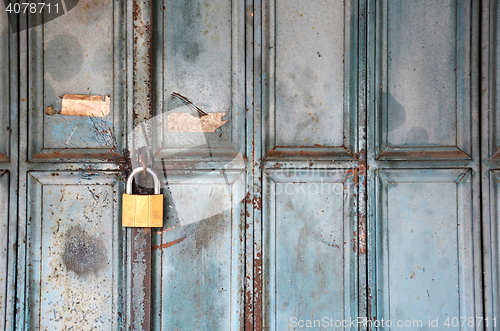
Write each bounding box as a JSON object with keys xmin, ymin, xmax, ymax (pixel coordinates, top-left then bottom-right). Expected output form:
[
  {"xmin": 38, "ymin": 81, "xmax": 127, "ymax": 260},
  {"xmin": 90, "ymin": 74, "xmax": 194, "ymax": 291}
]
[
  {"xmin": 26, "ymin": 0, "xmax": 127, "ymax": 163},
  {"xmin": 6, "ymin": 0, "xmax": 492, "ymax": 330},
  {"xmin": 262, "ymin": 169, "xmax": 358, "ymax": 330},
  {"xmin": 151, "ymin": 170, "xmax": 245, "ymax": 330},
  {"xmin": 262, "ymin": 0, "xmax": 358, "ymax": 160},
  {"xmin": 24, "ymin": 171, "xmax": 124, "ymax": 330},
  {"xmin": 374, "ymin": 0, "xmax": 473, "ymax": 161}
]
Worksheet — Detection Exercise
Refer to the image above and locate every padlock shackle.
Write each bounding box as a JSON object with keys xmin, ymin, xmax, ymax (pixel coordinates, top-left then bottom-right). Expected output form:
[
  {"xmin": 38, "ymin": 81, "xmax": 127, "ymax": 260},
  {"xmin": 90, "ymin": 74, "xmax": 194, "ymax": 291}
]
[{"xmin": 126, "ymin": 167, "xmax": 161, "ymax": 194}]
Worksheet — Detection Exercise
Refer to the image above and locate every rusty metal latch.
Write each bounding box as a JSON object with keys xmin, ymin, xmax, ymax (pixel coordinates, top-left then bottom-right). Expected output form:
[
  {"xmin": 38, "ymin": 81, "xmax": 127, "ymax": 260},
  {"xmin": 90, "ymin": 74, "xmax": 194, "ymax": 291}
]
[{"xmin": 122, "ymin": 167, "xmax": 163, "ymax": 227}]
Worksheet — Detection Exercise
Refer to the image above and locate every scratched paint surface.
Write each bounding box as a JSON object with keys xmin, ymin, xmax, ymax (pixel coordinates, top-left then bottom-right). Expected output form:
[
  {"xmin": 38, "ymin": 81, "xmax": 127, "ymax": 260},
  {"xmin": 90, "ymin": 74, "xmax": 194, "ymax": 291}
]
[{"xmin": 26, "ymin": 172, "xmax": 123, "ymax": 330}]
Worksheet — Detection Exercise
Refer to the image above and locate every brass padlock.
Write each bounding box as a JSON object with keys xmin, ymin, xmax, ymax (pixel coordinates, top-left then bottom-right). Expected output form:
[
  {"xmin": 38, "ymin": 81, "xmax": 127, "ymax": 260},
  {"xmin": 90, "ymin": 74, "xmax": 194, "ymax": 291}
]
[{"xmin": 122, "ymin": 167, "xmax": 163, "ymax": 227}]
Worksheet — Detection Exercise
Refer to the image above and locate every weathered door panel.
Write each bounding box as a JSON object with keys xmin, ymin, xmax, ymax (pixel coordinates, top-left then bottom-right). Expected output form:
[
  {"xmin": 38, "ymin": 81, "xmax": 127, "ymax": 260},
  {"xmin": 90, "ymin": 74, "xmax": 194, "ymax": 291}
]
[
  {"xmin": 16, "ymin": 1, "xmax": 130, "ymax": 330},
  {"xmin": 260, "ymin": 0, "xmax": 363, "ymax": 329},
  {"xmin": 152, "ymin": 170, "xmax": 245, "ymax": 330},
  {"xmin": 375, "ymin": 169, "xmax": 475, "ymax": 325},
  {"xmin": 263, "ymin": 170, "xmax": 358, "ymax": 330},
  {"xmin": 263, "ymin": 0, "xmax": 359, "ymax": 160},
  {"xmin": 24, "ymin": 172, "xmax": 124, "ymax": 330},
  {"xmin": 368, "ymin": 0, "xmax": 482, "ymax": 327},
  {"xmin": 26, "ymin": 0, "xmax": 127, "ymax": 162},
  {"xmin": 154, "ymin": 0, "xmax": 245, "ymax": 165},
  {"xmin": 374, "ymin": 0, "xmax": 473, "ymax": 160}
]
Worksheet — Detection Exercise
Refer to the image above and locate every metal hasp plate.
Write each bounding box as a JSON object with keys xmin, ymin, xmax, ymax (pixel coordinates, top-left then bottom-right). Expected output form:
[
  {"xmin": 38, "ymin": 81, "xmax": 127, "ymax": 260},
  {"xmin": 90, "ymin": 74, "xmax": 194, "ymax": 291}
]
[{"xmin": 122, "ymin": 167, "xmax": 163, "ymax": 227}]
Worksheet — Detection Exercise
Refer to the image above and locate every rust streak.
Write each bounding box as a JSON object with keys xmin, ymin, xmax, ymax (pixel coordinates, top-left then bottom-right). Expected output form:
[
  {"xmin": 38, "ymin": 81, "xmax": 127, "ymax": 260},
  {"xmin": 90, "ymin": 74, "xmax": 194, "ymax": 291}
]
[
  {"xmin": 152, "ymin": 236, "xmax": 186, "ymax": 251},
  {"xmin": 254, "ymin": 251, "xmax": 263, "ymax": 331}
]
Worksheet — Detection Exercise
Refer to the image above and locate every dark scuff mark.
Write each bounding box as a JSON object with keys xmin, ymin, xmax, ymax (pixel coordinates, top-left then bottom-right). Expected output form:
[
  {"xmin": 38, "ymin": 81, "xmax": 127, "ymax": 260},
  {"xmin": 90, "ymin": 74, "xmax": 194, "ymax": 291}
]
[
  {"xmin": 167, "ymin": 0, "xmax": 203, "ymax": 62},
  {"xmin": 45, "ymin": 33, "xmax": 84, "ymax": 82},
  {"xmin": 171, "ymin": 92, "xmax": 208, "ymax": 117},
  {"xmin": 62, "ymin": 225, "xmax": 106, "ymax": 277}
]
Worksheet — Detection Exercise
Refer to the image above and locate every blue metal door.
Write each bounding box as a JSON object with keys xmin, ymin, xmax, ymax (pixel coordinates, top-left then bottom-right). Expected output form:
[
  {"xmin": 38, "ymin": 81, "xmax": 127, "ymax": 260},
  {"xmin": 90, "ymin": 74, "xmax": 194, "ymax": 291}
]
[{"xmin": 0, "ymin": 0, "xmax": 498, "ymax": 330}]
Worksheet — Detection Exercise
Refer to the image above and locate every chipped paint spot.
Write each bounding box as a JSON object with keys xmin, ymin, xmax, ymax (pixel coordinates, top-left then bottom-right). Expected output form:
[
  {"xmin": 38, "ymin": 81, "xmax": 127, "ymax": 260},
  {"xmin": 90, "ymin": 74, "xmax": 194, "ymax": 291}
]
[{"xmin": 45, "ymin": 105, "xmax": 58, "ymax": 115}]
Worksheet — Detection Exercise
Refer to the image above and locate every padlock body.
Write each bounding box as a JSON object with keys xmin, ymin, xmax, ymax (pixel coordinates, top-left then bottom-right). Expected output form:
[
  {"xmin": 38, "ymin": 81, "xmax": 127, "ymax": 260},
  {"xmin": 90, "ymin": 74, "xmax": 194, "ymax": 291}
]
[{"xmin": 122, "ymin": 194, "xmax": 163, "ymax": 227}]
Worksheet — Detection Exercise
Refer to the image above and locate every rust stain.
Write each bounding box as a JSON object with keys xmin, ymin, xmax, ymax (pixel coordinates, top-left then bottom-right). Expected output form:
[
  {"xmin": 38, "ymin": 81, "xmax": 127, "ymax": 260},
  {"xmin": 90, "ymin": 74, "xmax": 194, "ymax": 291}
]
[
  {"xmin": 379, "ymin": 149, "xmax": 467, "ymax": 159},
  {"xmin": 152, "ymin": 236, "xmax": 186, "ymax": 251},
  {"xmin": 167, "ymin": 112, "xmax": 227, "ymax": 132},
  {"xmin": 59, "ymin": 94, "xmax": 111, "ymax": 117},
  {"xmin": 273, "ymin": 163, "xmax": 282, "ymax": 168},
  {"xmin": 155, "ymin": 224, "xmax": 179, "ymax": 235},
  {"xmin": 359, "ymin": 214, "xmax": 367, "ymax": 254},
  {"xmin": 368, "ymin": 286, "xmax": 373, "ymax": 327},
  {"xmin": 45, "ymin": 104, "xmax": 57, "ymax": 115},
  {"xmin": 31, "ymin": 150, "xmax": 124, "ymax": 162},
  {"xmin": 254, "ymin": 251, "xmax": 263, "ymax": 331},
  {"xmin": 252, "ymin": 195, "xmax": 262, "ymax": 211}
]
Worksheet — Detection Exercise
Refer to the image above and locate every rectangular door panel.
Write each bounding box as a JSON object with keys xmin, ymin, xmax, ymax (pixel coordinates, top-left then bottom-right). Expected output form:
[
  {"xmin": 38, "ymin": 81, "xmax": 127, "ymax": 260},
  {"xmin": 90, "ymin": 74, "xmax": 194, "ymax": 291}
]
[
  {"xmin": 27, "ymin": 0, "xmax": 127, "ymax": 162},
  {"xmin": 25, "ymin": 171, "xmax": 124, "ymax": 330},
  {"xmin": 375, "ymin": 0, "xmax": 473, "ymax": 160},
  {"xmin": 263, "ymin": 169, "xmax": 358, "ymax": 330},
  {"xmin": 155, "ymin": 0, "xmax": 245, "ymax": 164},
  {"xmin": 152, "ymin": 170, "xmax": 245, "ymax": 330},
  {"xmin": 263, "ymin": 0, "xmax": 359, "ymax": 160},
  {"xmin": 375, "ymin": 169, "xmax": 475, "ymax": 325}
]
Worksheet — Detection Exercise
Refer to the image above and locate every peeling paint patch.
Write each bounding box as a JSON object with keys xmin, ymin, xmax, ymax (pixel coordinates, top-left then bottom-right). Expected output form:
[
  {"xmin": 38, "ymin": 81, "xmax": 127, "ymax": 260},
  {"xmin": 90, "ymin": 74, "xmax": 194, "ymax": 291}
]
[
  {"xmin": 59, "ymin": 94, "xmax": 111, "ymax": 117},
  {"xmin": 167, "ymin": 113, "xmax": 227, "ymax": 132}
]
